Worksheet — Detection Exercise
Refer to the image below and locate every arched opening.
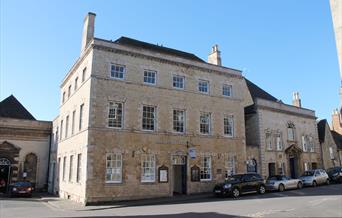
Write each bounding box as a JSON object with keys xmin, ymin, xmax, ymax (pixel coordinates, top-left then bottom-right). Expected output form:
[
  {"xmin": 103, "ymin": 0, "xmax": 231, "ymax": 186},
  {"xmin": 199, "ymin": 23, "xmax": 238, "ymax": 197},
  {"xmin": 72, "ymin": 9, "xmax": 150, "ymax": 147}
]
[
  {"xmin": 247, "ymin": 159, "xmax": 257, "ymax": 173},
  {"xmin": 0, "ymin": 158, "xmax": 11, "ymax": 194},
  {"xmin": 24, "ymin": 153, "xmax": 37, "ymax": 187}
]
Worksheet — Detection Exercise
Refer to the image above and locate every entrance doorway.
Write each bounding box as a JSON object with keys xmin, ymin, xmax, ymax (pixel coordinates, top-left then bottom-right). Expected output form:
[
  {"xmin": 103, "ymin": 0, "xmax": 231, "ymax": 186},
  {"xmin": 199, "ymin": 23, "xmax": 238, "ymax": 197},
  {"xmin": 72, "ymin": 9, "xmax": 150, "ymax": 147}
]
[
  {"xmin": 172, "ymin": 155, "xmax": 187, "ymax": 195},
  {"xmin": 289, "ymin": 157, "xmax": 297, "ymax": 178},
  {"xmin": 268, "ymin": 163, "xmax": 276, "ymax": 177},
  {"xmin": 0, "ymin": 158, "xmax": 11, "ymax": 194}
]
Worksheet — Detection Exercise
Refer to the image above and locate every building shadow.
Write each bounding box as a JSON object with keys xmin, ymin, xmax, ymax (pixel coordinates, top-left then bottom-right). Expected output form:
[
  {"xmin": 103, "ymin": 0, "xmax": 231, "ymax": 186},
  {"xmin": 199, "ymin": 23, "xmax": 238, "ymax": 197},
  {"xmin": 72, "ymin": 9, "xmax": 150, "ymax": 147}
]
[{"xmin": 55, "ymin": 212, "xmax": 247, "ymax": 218}]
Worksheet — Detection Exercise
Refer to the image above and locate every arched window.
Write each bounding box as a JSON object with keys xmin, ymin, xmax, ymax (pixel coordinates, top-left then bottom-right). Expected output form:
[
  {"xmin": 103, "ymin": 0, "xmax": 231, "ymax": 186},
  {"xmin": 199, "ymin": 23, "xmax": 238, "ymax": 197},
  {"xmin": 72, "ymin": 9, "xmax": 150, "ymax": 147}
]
[{"xmin": 247, "ymin": 159, "xmax": 257, "ymax": 173}]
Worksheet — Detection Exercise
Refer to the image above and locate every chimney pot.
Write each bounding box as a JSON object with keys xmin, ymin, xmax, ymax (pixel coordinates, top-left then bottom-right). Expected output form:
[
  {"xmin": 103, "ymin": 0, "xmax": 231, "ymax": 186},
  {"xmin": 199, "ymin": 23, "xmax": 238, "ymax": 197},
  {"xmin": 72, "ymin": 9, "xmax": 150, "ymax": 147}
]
[{"xmin": 292, "ymin": 92, "xmax": 301, "ymax": 107}]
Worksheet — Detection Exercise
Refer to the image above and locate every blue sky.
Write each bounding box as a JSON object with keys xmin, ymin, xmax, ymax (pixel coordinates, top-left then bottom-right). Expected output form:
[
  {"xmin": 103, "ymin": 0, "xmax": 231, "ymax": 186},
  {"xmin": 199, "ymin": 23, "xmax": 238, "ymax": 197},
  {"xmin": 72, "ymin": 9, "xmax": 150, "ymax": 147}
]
[{"xmin": 0, "ymin": 0, "xmax": 340, "ymax": 122}]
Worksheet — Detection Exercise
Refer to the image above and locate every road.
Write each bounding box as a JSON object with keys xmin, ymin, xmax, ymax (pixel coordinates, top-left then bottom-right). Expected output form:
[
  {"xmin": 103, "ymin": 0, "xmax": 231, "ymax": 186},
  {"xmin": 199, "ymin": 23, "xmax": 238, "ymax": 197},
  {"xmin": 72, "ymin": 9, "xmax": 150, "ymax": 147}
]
[{"xmin": 0, "ymin": 184, "xmax": 341, "ymax": 218}]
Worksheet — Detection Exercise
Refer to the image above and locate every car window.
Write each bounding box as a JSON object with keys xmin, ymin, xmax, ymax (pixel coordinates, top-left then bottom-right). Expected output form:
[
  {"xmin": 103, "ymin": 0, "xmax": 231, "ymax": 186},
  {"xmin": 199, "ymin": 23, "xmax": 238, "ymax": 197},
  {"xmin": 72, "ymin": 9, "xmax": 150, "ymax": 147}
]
[
  {"xmin": 303, "ymin": 171, "xmax": 314, "ymax": 176},
  {"xmin": 243, "ymin": 175, "xmax": 252, "ymax": 181}
]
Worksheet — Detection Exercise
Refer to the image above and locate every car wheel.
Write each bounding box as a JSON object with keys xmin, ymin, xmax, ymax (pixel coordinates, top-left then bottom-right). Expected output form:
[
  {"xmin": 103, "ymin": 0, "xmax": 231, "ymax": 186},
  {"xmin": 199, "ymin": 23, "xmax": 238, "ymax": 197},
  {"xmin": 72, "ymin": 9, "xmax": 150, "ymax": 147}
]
[
  {"xmin": 259, "ymin": 185, "xmax": 266, "ymax": 194},
  {"xmin": 326, "ymin": 179, "xmax": 330, "ymax": 185},
  {"xmin": 232, "ymin": 188, "xmax": 240, "ymax": 198},
  {"xmin": 297, "ymin": 182, "xmax": 303, "ymax": 189},
  {"xmin": 312, "ymin": 181, "xmax": 317, "ymax": 187},
  {"xmin": 278, "ymin": 184, "xmax": 285, "ymax": 192}
]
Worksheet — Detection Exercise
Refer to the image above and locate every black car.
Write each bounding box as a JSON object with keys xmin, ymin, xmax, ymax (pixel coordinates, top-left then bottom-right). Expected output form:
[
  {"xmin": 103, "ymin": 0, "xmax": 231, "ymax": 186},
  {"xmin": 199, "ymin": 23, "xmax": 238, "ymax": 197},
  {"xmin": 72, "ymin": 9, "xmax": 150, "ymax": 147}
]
[
  {"xmin": 213, "ymin": 173, "xmax": 266, "ymax": 198},
  {"xmin": 327, "ymin": 166, "xmax": 342, "ymax": 183},
  {"xmin": 9, "ymin": 181, "xmax": 33, "ymax": 197}
]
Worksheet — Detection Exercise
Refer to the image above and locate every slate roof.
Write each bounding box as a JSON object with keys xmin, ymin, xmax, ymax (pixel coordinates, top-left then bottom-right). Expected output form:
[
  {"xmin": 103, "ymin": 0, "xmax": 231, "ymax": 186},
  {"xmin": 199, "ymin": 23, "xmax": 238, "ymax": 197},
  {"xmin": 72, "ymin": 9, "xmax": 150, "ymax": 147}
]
[
  {"xmin": 331, "ymin": 130, "xmax": 342, "ymax": 150},
  {"xmin": 317, "ymin": 119, "xmax": 328, "ymax": 143},
  {"xmin": 114, "ymin": 37, "xmax": 205, "ymax": 63},
  {"xmin": 245, "ymin": 78, "xmax": 278, "ymax": 102},
  {"xmin": 0, "ymin": 95, "xmax": 36, "ymax": 120}
]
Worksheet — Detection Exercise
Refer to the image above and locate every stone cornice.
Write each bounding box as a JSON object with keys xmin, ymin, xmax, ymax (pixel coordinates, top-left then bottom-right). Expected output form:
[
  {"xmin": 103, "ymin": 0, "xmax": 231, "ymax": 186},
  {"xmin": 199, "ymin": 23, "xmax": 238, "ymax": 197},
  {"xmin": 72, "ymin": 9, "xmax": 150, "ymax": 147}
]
[
  {"xmin": 93, "ymin": 38, "xmax": 243, "ymax": 79},
  {"xmin": 257, "ymin": 104, "xmax": 316, "ymax": 119}
]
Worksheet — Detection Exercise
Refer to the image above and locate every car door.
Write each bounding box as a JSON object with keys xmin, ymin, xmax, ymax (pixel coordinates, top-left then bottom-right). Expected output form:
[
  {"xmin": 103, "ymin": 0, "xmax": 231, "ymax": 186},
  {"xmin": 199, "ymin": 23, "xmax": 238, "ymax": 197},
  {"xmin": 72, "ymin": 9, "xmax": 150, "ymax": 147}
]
[
  {"xmin": 241, "ymin": 174, "xmax": 253, "ymax": 193},
  {"xmin": 315, "ymin": 170, "xmax": 323, "ymax": 184},
  {"xmin": 282, "ymin": 176, "xmax": 291, "ymax": 189}
]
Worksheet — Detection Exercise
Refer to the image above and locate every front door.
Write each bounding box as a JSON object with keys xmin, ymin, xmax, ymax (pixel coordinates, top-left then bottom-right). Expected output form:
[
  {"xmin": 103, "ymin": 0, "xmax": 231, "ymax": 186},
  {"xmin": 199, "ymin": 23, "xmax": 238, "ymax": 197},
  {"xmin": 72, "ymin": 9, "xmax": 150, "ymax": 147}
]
[
  {"xmin": 172, "ymin": 155, "xmax": 187, "ymax": 195},
  {"xmin": 289, "ymin": 157, "xmax": 296, "ymax": 178},
  {"xmin": 268, "ymin": 163, "xmax": 276, "ymax": 177}
]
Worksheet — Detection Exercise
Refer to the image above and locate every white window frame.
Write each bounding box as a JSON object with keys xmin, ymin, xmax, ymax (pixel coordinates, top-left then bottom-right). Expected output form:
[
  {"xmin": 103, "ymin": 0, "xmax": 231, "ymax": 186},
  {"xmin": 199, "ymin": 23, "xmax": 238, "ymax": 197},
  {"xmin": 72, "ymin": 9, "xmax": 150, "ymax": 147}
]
[
  {"xmin": 106, "ymin": 153, "xmax": 123, "ymax": 183},
  {"xmin": 224, "ymin": 115, "xmax": 234, "ymax": 137},
  {"xmin": 143, "ymin": 70, "xmax": 157, "ymax": 85},
  {"xmin": 309, "ymin": 136, "xmax": 314, "ymax": 152},
  {"xmin": 276, "ymin": 133, "xmax": 283, "ymax": 151},
  {"xmin": 173, "ymin": 109, "xmax": 185, "ymax": 133},
  {"xmin": 200, "ymin": 112, "xmax": 211, "ymax": 135},
  {"xmin": 302, "ymin": 135, "xmax": 308, "ymax": 152},
  {"xmin": 142, "ymin": 105, "xmax": 156, "ymax": 131},
  {"xmin": 266, "ymin": 132, "xmax": 272, "ymax": 150},
  {"xmin": 71, "ymin": 110, "xmax": 76, "ymax": 135},
  {"xmin": 79, "ymin": 104, "xmax": 84, "ymax": 131},
  {"xmin": 76, "ymin": 153, "xmax": 82, "ymax": 183},
  {"xmin": 69, "ymin": 155, "xmax": 74, "ymax": 182},
  {"xmin": 108, "ymin": 102, "xmax": 123, "ymax": 129},
  {"xmin": 172, "ymin": 75, "xmax": 185, "ymax": 90},
  {"xmin": 222, "ymin": 84, "xmax": 232, "ymax": 97},
  {"xmin": 110, "ymin": 63, "xmax": 125, "ymax": 80},
  {"xmin": 198, "ymin": 80, "xmax": 209, "ymax": 94},
  {"xmin": 74, "ymin": 77, "xmax": 78, "ymax": 91},
  {"xmin": 329, "ymin": 147, "xmax": 334, "ymax": 159},
  {"xmin": 141, "ymin": 154, "xmax": 156, "ymax": 183},
  {"xmin": 200, "ymin": 156, "xmax": 212, "ymax": 181}
]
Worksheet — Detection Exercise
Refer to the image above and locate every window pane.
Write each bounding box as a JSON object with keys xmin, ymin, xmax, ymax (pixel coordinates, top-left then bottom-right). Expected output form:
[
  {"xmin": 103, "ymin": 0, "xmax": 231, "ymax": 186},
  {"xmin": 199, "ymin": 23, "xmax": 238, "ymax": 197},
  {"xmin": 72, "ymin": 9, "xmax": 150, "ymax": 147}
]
[
  {"xmin": 108, "ymin": 102, "xmax": 123, "ymax": 128},
  {"xmin": 142, "ymin": 106, "xmax": 156, "ymax": 130},
  {"xmin": 111, "ymin": 64, "xmax": 125, "ymax": 79}
]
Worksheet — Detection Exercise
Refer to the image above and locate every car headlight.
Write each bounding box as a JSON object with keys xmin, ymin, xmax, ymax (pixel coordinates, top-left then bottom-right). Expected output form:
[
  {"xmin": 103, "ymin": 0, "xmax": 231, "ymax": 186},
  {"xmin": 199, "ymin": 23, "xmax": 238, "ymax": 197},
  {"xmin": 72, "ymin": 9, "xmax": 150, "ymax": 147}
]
[
  {"xmin": 12, "ymin": 187, "xmax": 17, "ymax": 191},
  {"xmin": 223, "ymin": 184, "xmax": 232, "ymax": 189}
]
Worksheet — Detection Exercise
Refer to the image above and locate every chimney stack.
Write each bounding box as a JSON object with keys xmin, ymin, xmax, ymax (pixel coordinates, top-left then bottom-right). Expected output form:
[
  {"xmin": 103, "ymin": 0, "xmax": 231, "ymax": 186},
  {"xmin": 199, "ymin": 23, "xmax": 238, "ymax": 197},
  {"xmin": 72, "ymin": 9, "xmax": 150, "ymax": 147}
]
[
  {"xmin": 331, "ymin": 108, "xmax": 342, "ymax": 134},
  {"xmin": 81, "ymin": 12, "xmax": 96, "ymax": 54},
  {"xmin": 292, "ymin": 92, "xmax": 302, "ymax": 107},
  {"xmin": 208, "ymin": 44, "xmax": 222, "ymax": 66}
]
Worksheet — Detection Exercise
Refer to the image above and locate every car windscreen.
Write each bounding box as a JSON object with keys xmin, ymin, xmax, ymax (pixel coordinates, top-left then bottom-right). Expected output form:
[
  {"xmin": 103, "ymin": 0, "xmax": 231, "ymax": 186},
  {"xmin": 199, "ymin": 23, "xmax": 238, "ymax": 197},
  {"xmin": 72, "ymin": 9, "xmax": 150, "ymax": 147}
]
[
  {"xmin": 302, "ymin": 171, "xmax": 314, "ymax": 176},
  {"xmin": 14, "ymin": 182, "xmax": 31, "ymax": 187},
  {"xmin": 268, "ymin": 176, "xmax": 282, "ymax": 180},
  {"xmin": 227, "ymin": 175, "xmax": 243, "ymax": 181}
]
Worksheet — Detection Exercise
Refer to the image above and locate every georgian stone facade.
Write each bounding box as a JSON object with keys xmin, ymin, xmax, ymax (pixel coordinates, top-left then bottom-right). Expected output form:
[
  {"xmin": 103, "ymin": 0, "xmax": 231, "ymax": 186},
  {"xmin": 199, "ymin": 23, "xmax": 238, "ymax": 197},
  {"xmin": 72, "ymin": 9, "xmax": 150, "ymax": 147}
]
[
  {"xmin": 245, "ymin": 82, "xmax": 321, "ymax": 179},
  {"xmin": 56, "ymin": 13, "xmax": 252, "ymax": 204}
]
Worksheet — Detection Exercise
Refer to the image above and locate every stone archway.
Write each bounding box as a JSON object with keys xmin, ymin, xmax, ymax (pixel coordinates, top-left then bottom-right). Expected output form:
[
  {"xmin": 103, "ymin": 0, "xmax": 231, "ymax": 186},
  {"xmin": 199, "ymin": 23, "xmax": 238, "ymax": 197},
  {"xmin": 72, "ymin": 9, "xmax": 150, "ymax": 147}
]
[
  {"xmin": 0, "ymin": 158, "xmax": 11, "ymax": 193},
  {"xmin": 285, "ymin": 144, "xmax": 302, "ymax": 178},
  {"xmin": 24, "ymin": 153, "xmax": 38, "ymax": 187}
]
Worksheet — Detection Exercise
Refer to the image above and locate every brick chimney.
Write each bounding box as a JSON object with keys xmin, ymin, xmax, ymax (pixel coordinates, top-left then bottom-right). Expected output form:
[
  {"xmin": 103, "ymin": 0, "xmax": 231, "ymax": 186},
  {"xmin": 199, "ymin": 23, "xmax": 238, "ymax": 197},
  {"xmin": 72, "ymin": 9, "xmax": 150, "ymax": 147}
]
[
  {"xmin": 292, "ymin": 92, "xmax": 301, "ymax": 108},
  {"xmin": 80, "ymin": 12, "xmax": 96, "ymax": 54},
  {"xmin": 208, "ymin": 44, "xmax": 222, "ymax": 66}
]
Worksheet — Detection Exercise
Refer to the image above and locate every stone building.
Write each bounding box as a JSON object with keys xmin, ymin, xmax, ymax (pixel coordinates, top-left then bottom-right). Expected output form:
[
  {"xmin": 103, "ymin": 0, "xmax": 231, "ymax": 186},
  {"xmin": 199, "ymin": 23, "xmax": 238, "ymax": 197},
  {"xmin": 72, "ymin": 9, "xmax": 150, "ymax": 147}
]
[
  {"xmin": 55, "ymin": 12, "xmax": 252, "ymax": 204},
  {"xmin": 317, "ymin": 119, "xmax": 341, "ymax": 168},
  {"xmin": 0, "ymin": 95, "xmax": 52, "ymax": 193},
  {"xmin": 331, "ymin": 131, "xmax": 342, "ymax": 166},
  {"xmin": 245, "ymin": 80, "xmax": 321, "ymax": 178}
]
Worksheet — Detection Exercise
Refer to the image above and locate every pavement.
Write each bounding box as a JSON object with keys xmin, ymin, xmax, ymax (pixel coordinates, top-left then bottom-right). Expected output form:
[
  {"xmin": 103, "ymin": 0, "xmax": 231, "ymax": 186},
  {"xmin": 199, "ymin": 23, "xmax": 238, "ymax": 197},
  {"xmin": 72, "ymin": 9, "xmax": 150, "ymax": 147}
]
[{"xmin": 0, "ymin": 183, "xmax": 341, "ymax": 218}]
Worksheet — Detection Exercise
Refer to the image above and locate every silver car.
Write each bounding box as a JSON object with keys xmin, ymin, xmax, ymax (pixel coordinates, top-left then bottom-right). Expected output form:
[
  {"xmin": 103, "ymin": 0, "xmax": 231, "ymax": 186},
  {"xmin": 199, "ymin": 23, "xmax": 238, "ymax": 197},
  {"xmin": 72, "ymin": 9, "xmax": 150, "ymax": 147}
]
[
  {"xmin": 266, "ymin": 175, "xmax": 303, "ymax": 192},
  {"xmin": 299, "ymin": 169, "xmax": 330, "ymax": 187}
]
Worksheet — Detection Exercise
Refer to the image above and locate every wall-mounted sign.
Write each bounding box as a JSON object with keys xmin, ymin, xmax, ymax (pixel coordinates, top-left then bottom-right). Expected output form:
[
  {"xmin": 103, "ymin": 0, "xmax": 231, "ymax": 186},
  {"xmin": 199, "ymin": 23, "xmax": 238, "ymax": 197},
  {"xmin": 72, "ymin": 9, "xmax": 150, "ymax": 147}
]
[
  {"xmin": 191, "ymin": 165, "xmax": 200, "ymax": 182},
  {"xmin": 188, "ymin": 148, "xmax": 196, "ymax": 159},
  {"xmin": 158, "ymin": 165, "xmax": 168, "ymax": 183}
]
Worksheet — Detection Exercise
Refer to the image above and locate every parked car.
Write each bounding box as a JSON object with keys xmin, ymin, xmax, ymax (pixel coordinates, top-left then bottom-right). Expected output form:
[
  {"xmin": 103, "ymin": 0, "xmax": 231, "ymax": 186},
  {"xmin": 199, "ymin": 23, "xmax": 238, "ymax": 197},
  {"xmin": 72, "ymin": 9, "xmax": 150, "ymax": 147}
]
[
  {"xmin": 265, "ymin": 175, "xmax": 303, "ymax": 192},
  {"xmin": 213, "ymin": 173, "xmax": 266, "ymax": 198},
  {"xmin": 9, "ymin": 181, "xmax": 33, "ymax": 197},
  {"xmin": 327, "ymin": 166, "xmax": 342, "ymax": 183},
  {"xmin": 299, "ymin": 169, "xmax": 330, "ymax": 187}
]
